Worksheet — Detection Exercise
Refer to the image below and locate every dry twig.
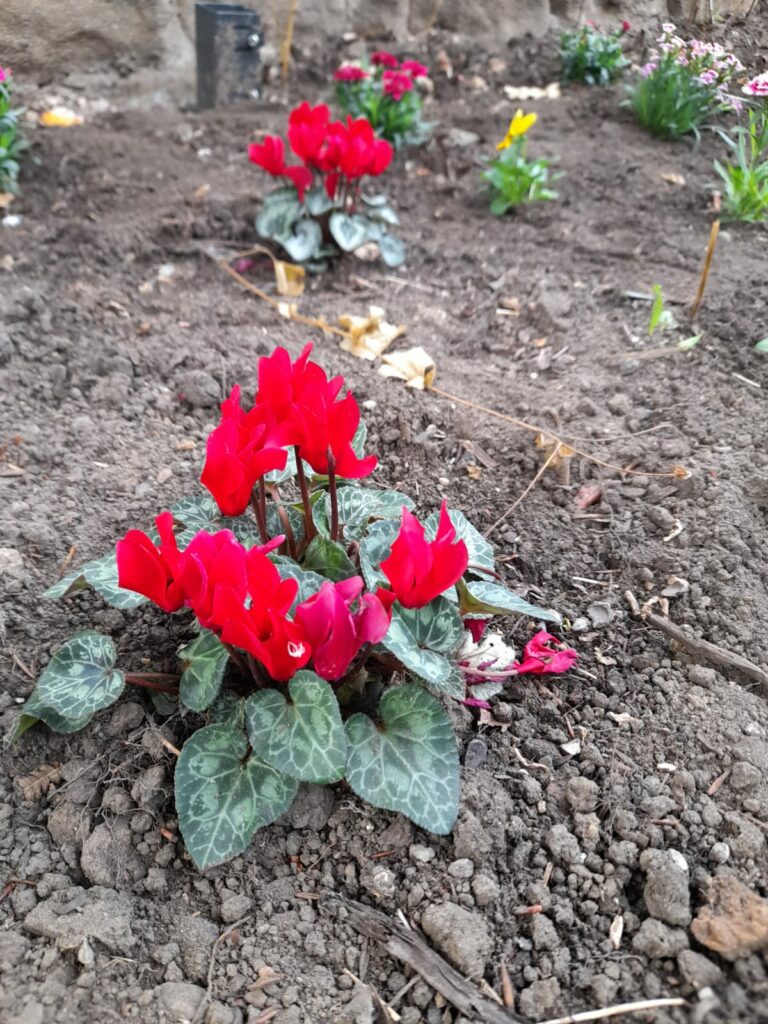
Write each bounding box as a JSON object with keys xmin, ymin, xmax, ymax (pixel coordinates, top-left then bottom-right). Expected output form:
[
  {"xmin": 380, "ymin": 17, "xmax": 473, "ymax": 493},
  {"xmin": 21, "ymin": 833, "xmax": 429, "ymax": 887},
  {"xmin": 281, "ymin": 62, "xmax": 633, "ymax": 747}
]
[
  {"xmin": 689, "ymin": 219, "xmax": 720, "ymax": 320},
  {"xmin": 192, "ymin": 915, "xmax": 252, "ymax": 1024},
  {"xmin": 538, "ymin": 996, "xmax": 686, "ymax": 1024}
]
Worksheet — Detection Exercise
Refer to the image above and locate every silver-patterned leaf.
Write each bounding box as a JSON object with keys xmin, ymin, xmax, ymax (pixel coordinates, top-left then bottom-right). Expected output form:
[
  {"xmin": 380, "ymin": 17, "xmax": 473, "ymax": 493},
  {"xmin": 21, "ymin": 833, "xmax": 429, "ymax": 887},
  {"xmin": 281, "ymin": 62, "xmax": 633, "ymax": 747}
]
[
  {"xmin": 381, "ymin": 598, "xmax": 463, "ymax": 694},
  {"xmin": 245, "ymin": 672, "xmax": 346, "ymax": 784},
  {"xmin": 316, "ymin": 488, "xmax": 413, "ymax": 542},
  {"xmin": 175, "ymin": 723, "xmax": 298, "ymax": 870},
  {"xmin": 178, "ymin": 630, "xmax": 230, "ymax": 713},
  {"xmin": 359, "ymin": 519, "xmax": 400, "ymax": 591},
  {"xmin": 26, "ymin": 631, "xmax": 124, "ymax": 722},
  {"xmin": 345, "ymin": 685, "xmax": 459, "ymax": 835},
  {"xmin": 44, "ymin": 550, "xmax": 148, "ymax": 610},
  {"xmin": 302, "ymin": 535, "xmax": 357, "ymax": 582},
  {"xmin": 460, "ymin": 579, "xmax": 561, "ymax": 624},
  {"xmin": 271, "ymin": 557, "xmax": 327, "ymax": 609}
]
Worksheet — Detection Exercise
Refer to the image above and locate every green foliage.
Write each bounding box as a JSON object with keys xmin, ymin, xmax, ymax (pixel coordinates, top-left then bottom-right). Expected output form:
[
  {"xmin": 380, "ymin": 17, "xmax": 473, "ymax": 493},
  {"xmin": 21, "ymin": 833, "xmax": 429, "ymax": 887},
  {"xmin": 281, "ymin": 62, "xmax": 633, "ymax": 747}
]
[
  {"xmin": 256, "ymin": 185, "xmax": 405, "ymax": 269},
  {"xmin": 175, "ymin": 723, "xmax": 298, "ymax": 869},
  {"xmin": 245, "ymin": 672, "xmax": 347, "ymax": 783},
  {"xmin": 627, "ymin": 57, "xmax": 720, "ymax": 139},
  {"xmin": 560, "ymin": 24, "xmax": 628, "ymax": 86},
  {"xmin": 648, "ymin": 284, "xmax": 677, "ymax": 335},
  {"xmin": 179, "ymin": 630, "xmax": 230, "ymax": 712},
  {"xmin": 345, "ymin": 685, "xmax": 459, "ymax": 834},
  {"xmin": 381, "ymin": 598, "xmax": 464, "ymax": 695},
  {"xmin": 713, "ymin": 111, "xmax": 768, "ymax": 223},
  {"xmin": 482, "ymin": 139, "xmax": 559, "ymax": 214},
  {"xmin": 337, "ymin": 73, "xmax": 431, "ymax": 149},
  {"xmin": 0, "ymin": 72, "xmax": 27, "ymax": 194},
  {"xmin": 21, "ymin": 632, "xmax": 124, "ymax": 725}
]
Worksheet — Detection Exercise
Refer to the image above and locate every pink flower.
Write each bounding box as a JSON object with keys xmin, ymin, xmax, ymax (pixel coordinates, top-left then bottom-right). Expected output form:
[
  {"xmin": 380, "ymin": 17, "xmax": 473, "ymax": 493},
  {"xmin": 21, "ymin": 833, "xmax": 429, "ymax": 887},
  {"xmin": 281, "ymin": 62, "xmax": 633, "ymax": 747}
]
[
  {"xmin": 334, "ymin": 65, "xmax": 369, "ymax": 82},
  {"xmin": 744, "ymin": 73, "xmax": 768, "ymax": 97},
  {"xmin": 514, "ymin": 631, "xmax": 578, "ymax": 675},
  {"xmin": 401, "ymin": 60, "xmax": 429, "ymax": 78},
  {"xmin": 621, "ymin": 20, "xmax": 631, "ymax": 32},
  {"xmin": 699, "ymin": 69, "xmax": 717, "ymax": 85},
  {"xmin": 640, "ymin": 62, "xmax": 658, "ymax": 77},
  {"xmin": 0, "ymin": 67, "xmax": 9, "ymax": 84},
  {"xmin": 382, "ymin": 69, "xmax": 414, "ymax": 101},
  {"xmin": 371, "ymin": 51, "xmax": 399, "ymax": 69},
  {"xmin": 294, "ymin": 577, "xmax": 395, "ymax": 680}
]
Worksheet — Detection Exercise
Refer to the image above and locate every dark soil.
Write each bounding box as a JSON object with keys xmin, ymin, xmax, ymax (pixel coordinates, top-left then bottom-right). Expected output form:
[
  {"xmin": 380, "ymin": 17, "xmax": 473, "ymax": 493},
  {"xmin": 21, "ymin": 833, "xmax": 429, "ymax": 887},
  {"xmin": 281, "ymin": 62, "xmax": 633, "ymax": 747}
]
[{"xmin": 2, "ymin": 26, "xmax": 768, "ymax": 1024}]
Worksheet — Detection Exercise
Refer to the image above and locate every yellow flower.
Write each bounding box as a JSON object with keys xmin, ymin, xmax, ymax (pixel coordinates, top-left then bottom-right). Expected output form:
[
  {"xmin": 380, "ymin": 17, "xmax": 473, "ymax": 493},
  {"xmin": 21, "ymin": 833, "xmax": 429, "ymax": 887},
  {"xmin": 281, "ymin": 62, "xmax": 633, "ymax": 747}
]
[{"xmin": 496, "ymin": 109, "xmax": 537, "ymax": 150}]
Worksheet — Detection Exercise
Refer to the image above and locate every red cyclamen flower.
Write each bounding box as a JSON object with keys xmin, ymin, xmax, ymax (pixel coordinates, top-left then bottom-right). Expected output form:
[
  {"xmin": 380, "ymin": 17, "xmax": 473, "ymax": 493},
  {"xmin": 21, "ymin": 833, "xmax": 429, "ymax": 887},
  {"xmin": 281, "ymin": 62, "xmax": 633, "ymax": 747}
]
[
  {"xmin": 380, "ymin": 501, "xmax": 469, "ymax": 608},
  {"xmin": 334, "ymin": 117, "xmax": 393, "ymax": 179},
  {"xmin": 294, "ymin": 577, "xmax": 395, "ymax": 680},
  {"xmin": 116, "ymin": 512, "xmax": 187, "ymax": 613},
  {"xmin": 513, "ymin": 631, "xmax": 578, "ymax": 675},
  {"xmin": 287, "ymin": 101, "xmax": 332, "ymax": 167},
  {"xmin": 371, "ymin": 51, "xmax": 399, "ymax": 68},
  {"xmin": 334, "ymin": 65, "xmax": 369, "ymax": 82},
  {"xmin": 257, "ymin": 342, "xmax": 378, "ymax": 479},
  {"xmin": 200, "ymin": 386, "xmax": 288, "ymax": 516},
  {"xmin": 400, "ymin": 60, "xmax": 429, "ymax": 78},
  {"xmin": 248, "ymin": 135, "xmax": 286, "ymax": 176},
  {"xmin": 382, "ymin": 70, "xmax": 414, "ymax": 101}
]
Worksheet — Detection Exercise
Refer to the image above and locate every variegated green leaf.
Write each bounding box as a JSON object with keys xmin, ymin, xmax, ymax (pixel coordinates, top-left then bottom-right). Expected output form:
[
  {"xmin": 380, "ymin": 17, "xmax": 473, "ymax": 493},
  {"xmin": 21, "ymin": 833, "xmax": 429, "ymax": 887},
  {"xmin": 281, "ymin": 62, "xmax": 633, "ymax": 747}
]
[
  {"xmin": 25, "ymin": 632, "xmax": 124, "ymax": 722},
  {"xmin": 178, "ymin": 630, "xmax": 230, "ymax": 713},
  {"xmin": 381, "ymin": 598, "xmax": 463, "ymax": 693},
  {"xmin": 316, "ymin": 488, "xmax": 413, "ymax": 542},
  {"xmin": 302, "ymin": 535, "xmax": 357, "ymax": 582},
  {"xmin": 460, "ymin": 579, "xmax": 561, "ymax": 624},
  {"xmin": 245, "ymin": 672, "xmax": 346, "ymax": 784},
  {"xmin": 359, "ymin": 519, "xmax": 400, "ymax": 591},
  {"xmin": 175, "ymin": 723, "xmax": 298, "ymax": 870},
  {"xmin": 425, "ymin": 508, "xmax": 495, "ymax": 575},
  {"xmin": 345, "ymin": 685, "xmax": 459, "ymax": 834},
  {"xmin": 44, "ymin": 551, "xmax": 148, "ymax": 609},
  {"xmin": 271, "ymin": 557, "xmax": 327, "ymax": 609}
]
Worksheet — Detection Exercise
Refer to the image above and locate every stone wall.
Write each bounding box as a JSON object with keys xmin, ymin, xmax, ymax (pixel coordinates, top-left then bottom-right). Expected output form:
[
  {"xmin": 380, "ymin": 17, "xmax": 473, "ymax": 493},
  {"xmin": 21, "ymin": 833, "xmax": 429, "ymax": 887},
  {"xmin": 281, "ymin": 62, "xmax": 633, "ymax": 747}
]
[{"xmin": 0, "ymin": 0, "xmax": 755, "ymax": 83}]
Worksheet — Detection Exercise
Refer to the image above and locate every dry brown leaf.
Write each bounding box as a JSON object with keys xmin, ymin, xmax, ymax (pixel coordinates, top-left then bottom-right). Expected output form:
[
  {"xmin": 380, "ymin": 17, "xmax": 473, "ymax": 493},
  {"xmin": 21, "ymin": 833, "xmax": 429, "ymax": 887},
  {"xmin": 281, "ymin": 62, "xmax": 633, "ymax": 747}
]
[
  {"xmin": 466, "ymin": 464, "xmax": 482, "ymax": 480},
  {"xmin": 189, "ymin": 183, "xmax": 211, "ymax": 204},
  {"xmin": 378, "ymin": 346, "xmax": 436, "ymax": 389},
  {"xmin": 273, "ymin": 259, "xmax": 305, "ymax": 298},
  {"xmin": 478, "ymin": 708, "xmax": 509, "ymax": 731},
  {"xmin": 277, "ymin": 301, "xmax": 299, "ymax": 320},
  {"xmin": 0, "ymin": 193, "xmax": 14, "ymax": 209},
  {"xmin": 661, "ymin": 172, "xmax": 686, "ymax": 186},
  {"xmin": 17, "ymin": 763, "xmax": 62, "ymax": 801},
  {"xmin": 534, "ymin": 432, "xmax": 574, "ymax": 470},
  {"xmin": 338, "ymin": 306, "xmax": 406, "ymax": 361},
  {"xmin": 532, "ymin": 336, "xmax": 548, "ymax": 348},
  {"xmin": 175, "ymin": 439, "xmax": 196, "ymax": 452},
  {"xmin": 251, "ymin": 965, "xmax": 282, "ymax": 990}
]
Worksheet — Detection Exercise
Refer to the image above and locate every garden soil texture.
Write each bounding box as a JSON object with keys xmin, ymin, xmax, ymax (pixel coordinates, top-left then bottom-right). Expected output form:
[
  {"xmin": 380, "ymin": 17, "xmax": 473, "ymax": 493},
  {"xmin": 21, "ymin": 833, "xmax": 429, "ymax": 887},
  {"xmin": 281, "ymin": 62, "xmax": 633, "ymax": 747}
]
[{"xmin": 2, "ymin": 27, "xmax": 768, "ymax": 1024}]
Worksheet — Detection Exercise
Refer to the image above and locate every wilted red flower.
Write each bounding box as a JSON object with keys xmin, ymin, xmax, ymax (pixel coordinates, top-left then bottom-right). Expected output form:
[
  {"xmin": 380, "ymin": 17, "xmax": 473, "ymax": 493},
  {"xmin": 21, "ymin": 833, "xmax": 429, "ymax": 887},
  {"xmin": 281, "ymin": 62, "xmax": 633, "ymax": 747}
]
[
  {"xmin": 401, "ymin": 60, "xmax": 429, "ymax": 78},
  {"xmin": 294, "ymin": 577, "xmax": 394, "ymax": 679},
  {"xmin": 380, "ymin": 501, "xmax": 469, "ymax": 608},
  {"xmin": 514, "ymin": 631, "xmax": 578, "ymax": 675},
  {"xmin": 334, "ymin": 65, "xmax": 369, "ymax": 82},
  {"xmin": 116, "ymin": 512, "xmax": 187, "ymax": 613},
  {"xmin": 371, "ymin": 51, "xmax": 399, "ymax": 68},
  {"xmin": 248, "ymin": 135, "xmax": 286, "ymax": 176},
  {"xmin": 382, "ymin": 69, "xmax": 414, "ymax": 101},
  {"xmin": 200, "ymin": 386, "xmax": 288, "ymax": 516}
]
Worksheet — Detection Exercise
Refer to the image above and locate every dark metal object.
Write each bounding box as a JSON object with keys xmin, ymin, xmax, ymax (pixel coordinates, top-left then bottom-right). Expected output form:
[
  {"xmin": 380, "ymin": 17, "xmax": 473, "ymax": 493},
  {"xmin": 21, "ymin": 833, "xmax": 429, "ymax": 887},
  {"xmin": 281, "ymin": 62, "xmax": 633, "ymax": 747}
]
[{"xmin": 196, "ymin": 2, "xmax": 262, "ymax": 109}]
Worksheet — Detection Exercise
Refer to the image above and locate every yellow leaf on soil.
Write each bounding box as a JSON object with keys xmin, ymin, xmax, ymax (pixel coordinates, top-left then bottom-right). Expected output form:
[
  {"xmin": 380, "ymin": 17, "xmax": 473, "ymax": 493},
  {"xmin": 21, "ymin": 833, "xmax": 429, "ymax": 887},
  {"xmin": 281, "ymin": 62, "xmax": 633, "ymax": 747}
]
[
  {"xmin": 273, "ymin": 259, "xmax": 305, "ymax": 298},
  {"xmin": 338, "ymin": 306, "xmax": 406, "ymax": 361},
  {"xmin": 40, "ymin": 107, "xmax": 84, "ymax": 128},
  {"xmin": 379, "ymin": 346, "xmax": 436, "ymax": 389},
  {"xmin": 0, "ymin": 193, "xmax": 14, "ymax": 209}
]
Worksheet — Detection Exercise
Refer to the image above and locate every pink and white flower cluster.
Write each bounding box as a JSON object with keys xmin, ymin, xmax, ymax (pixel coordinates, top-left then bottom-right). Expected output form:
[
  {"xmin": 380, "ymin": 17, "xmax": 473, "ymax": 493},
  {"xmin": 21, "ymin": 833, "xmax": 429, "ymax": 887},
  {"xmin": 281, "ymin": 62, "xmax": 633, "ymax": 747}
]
[
  {"xmin": 645, "ymin": 23, "xmax": 745, "ymax": 111},
  {"xmin": 743, "ymin": 73, "xmax": 768, "ymax": 98}
]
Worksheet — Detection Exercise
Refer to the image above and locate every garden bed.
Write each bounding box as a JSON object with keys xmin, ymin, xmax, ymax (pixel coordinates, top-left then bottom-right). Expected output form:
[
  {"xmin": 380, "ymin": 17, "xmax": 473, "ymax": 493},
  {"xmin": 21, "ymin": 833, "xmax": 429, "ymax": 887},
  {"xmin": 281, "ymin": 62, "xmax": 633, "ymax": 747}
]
[{"xmin": 1, "ymin": 26, "xmax": 768, "ymax": 1024}]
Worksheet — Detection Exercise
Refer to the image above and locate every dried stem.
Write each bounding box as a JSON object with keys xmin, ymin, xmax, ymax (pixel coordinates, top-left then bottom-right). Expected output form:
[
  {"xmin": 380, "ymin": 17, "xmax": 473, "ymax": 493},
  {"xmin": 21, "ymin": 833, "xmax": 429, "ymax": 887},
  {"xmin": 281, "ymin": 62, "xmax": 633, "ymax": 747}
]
[
  {"xmin": 125, "ymin": 675, "xmax": 179, "ymax": 695},
  {"xmin": 222, "ymin": 642, "xmax": 251, "ymax": 680},
  {"xmin": 484, "ymin": 444, "xmax": 561, "ymax": 536},
  {"xmin": 270, "ymin": 489, "xmax": 298, "ymax": 559},
  {"xmin": 689, "ymin": 218, "xmax": 720, "ymax": 320}
]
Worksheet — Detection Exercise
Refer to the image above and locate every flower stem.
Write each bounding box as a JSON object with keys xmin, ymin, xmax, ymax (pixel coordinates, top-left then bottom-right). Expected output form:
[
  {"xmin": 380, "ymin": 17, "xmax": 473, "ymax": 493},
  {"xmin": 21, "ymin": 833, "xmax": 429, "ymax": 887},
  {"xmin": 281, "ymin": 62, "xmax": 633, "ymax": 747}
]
[
  {"xmin": 125, "ymin": 674, "xmax": 179, "ymax": 695},
  {"xmin": 294, "ymin": 447, "xmax": 317, "ymax": 544},
  {"xmin": 222, "ymin": 642, "xmax": 250, "ymax": 679},
  {"xmin": 327, "ymin": 447, "xmax": 339, "ymax": 543},
  {"xmin": 251, "ymin": 482, "xmax": 269, "ymax": 545}
]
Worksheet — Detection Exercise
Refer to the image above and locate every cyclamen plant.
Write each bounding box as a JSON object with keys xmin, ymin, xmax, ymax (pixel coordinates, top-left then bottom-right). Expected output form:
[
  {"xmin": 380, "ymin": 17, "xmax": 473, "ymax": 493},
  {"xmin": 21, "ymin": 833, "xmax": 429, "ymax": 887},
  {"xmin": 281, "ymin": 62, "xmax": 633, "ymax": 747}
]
[
  {"xmin": 18, "ymin": 344, "xmax": 576, "ymax": 870},
  {"xmin": 560, "ymin": 20, "xmax": 630, "ymax": 86},
  {"xmin": 250, "ymin": 101, "xmax": 405, "ymax": 268},
  {"xmin": 628, "ymin": 23, "xmax": 744, "ymax": 138},
  {"xmin": 0, "ymin": 65, "xmax": 26, "ymax": 194},
  {"xmin": 335, "ymin": 51, "xmax": 432, "ymax": 149}
]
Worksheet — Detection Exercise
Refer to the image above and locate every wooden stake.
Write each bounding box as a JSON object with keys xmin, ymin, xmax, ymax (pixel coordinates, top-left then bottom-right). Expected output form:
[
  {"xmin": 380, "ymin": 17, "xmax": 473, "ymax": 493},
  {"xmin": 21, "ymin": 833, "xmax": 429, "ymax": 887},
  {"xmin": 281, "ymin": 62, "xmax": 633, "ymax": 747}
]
[
  {"xmin": 280, "ymin": 0, "xmax": 299, "ymax": 81},
  {"xmin": 689, "ymin": 219, "xmax": 720, "ymax": 320}
]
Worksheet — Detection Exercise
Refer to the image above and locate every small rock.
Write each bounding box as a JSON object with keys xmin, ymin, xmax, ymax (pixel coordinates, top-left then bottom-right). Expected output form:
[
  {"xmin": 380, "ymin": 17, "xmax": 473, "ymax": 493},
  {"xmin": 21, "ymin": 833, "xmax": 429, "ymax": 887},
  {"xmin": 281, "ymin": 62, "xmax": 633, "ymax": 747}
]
[
  {"xmin": 409, "ymin": 844, "xmax": 435, "ymax": 865},
  {"xmin": 106, "ymin": 701, "xmax": 144, "ymax": 736},
  {"xmin": 154, "ymin": 982, "xmax": 206, "ymax": 1021},
  {"xmin": 471, "ymin": 873, "xmax": 499, "ymax": 908},
  {"xmin": 221, "ymin": 893, "xmax": 252, "ymax": 924},
  {"xmin": 587, "ymin": 601, "xmax": 612, "ymax": 628},
  {"xmin": 283, "ymin": 783, "xmax": 334, "ymax": 830},
  {"xmin": 23, "ymin": 886, "xmax": 136, "ymax": 954},
  {"xmin": 545, "ymin": 824, "xmax": 582, "ymax": 865},
  {"xmin": 178, "ymin": 914, "xmax": 219, "ymax": 982},
  {"xmin": 566, "ymin": 777, "xmax": 599, "ymax": 813},
  {"xmin": 632, "ymin": 919, "xmax": 688, "ymax": 958},
  {"xmin": 341, "ymin": 983, "xmax": 374, "ymax": 1024},
  {"xmin": 709, "ymin": 842, "xmax": 730, "ymax": 865},
  {"xmin": 640, "ymin": 848, "xmax": 691, "ymax": 926},
  {"xmin": 81, "ymin": 818, "xmax": 146, "ymax": 886},
  {"xmin": 448, "ymin": 858, "xmax": 474, "ymax": 879},
  {"xmin": 177, "ymin": 369, "xmax": 220, "ymax": 408},
  {"xmin": 677, "ymin": 949, "xmax": 723, "ymax": 989},
  {"xmin": 518, "ymin": 978, "xmax": 561, "ymax": 1018},
  {"xmin": 691, "ymin": 875, "xmax": 768, "ymax": 960},
  {"xmin": 48, "ymin": 802, "xmax": 92, "ymax": 849},
  {"xmin": 446, "ymin": 127, "xmax": 481, "ymax": 148},
  {"xmin": 421, "ymin": 903, "xmax": 491, "ymax": 976},
  {"xmin": 463, "ymin": 738, "xmax": 487, "ymax": 769},
  {"xmin": 530, "ymin": 914, "xmax": 559, "ymax": 951},
  {"xmin": 131, "ymin": 764, "xmax": 167, "ymax": 811},
  {"xmin": 729, "ymin": 761, "xmax": 762, "ymax": 791}
]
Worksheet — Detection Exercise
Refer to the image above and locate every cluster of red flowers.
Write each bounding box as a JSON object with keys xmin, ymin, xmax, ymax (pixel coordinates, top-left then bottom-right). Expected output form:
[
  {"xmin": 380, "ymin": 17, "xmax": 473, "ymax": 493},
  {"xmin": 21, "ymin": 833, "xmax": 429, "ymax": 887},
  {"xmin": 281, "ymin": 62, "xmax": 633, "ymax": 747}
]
[
  {"xmin": 200, "ymin": 343, "xmax": 376, "ymax": 517},
  {"xmin": 248, "ymin": 102, "xmax": 393, "ymax": 203},
  {"xmin": 116, "ymin": 344, "xmax": 474, "ymax": 683},
  {"xmin": 334, "ymin": 52, "xmax": 429, "ymax": 100}
]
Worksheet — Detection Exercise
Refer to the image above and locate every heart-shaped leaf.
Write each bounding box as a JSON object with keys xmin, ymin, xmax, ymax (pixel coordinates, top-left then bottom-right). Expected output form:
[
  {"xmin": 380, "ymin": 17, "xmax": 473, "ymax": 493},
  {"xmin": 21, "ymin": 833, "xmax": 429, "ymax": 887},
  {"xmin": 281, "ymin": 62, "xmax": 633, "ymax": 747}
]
[
  {"xmin": 44, "ymin": 550, "xmax": 148, "ymax": 609},
  {"xmin": 271, "ymin": 557, "xmax": 327, "ymax": 608},
  {"xmin": 345, "ymin": 685, "xmax": 459, "ymax": 834},
  {"xmin": 329, "ymin": 211, "xmax": 369, "ymax": 252},
  {"xmin": 256, "ymin": 187, "xmax": 302, "ymax": 241},
  {"xmin": 26, "ymin": 631, "xmax": 124, "ymax": 722},
  {"xmin": 359, "ymin": 519, "xmax": 400, "ymax": 590},
  {"xmin": 14, "ymin": 705, "xmax": 94, "ymax": 741},
  {"xmin": 178, "ymin": 630, "xmax": 230, "ymax": 713},
  {"xmin": 378, "ymin": 232, "xmax": 406, "ymax": 268},
  {"xmin": 381, "ymin": 599, "xmax": 464, "ymax": 694},
  {"xmin": 176, "ymin": 723, "xmax": 298, "ymax": 870},
  {"xmin": 316, "ymin": 488, "xmax": 413, "ymax": 542},
  {"xmin": 282, "ymin": 219, "xmax": 322, "ymax": 263},
  {"xmin": 459, "ymin": 579, "xmax": 561, "ymax": 624},
  {"xmin": 302, "ymin": 535, "xmax": 358, "ymax": 581},
  {"xmin": 245, "ymin": 671, "xmax": 346, "ymax": 783},
  {"xmin": 305, "ymin": 187, "xmax": 334, "ymax": 216}
]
